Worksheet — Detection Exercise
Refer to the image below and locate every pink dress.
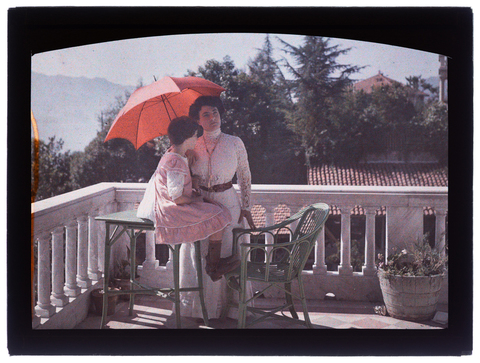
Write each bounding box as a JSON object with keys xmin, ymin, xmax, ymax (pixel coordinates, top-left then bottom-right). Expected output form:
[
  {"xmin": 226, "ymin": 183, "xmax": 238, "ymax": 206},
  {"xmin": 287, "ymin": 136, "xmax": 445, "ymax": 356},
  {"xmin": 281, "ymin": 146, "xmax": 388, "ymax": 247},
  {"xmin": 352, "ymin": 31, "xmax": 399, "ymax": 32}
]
[{"xmin": 153, "ymin": 152, "xmax": 232, "ymax": 245}]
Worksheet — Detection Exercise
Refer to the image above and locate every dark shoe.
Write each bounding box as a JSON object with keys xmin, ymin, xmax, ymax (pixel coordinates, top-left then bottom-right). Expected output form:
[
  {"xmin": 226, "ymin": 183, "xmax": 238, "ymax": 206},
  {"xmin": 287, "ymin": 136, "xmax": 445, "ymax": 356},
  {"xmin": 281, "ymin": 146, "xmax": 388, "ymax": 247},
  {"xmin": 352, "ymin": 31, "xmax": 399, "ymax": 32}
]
[
  {"xmin": 207, "ymin": 259, "xmax": 240, "ymax": 282},
  {"xmin": 219, "ymin": 254, "xmax": 239, "ymax": 265}
]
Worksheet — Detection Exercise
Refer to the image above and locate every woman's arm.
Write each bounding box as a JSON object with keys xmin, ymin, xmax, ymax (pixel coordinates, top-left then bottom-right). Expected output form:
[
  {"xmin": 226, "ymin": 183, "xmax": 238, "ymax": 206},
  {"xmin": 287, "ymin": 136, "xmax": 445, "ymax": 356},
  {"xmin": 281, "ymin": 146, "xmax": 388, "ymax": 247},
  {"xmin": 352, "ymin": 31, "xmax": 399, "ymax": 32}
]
[{"xmin": 234, "ymin": 137, "xmax": 256, "ymax": 229}]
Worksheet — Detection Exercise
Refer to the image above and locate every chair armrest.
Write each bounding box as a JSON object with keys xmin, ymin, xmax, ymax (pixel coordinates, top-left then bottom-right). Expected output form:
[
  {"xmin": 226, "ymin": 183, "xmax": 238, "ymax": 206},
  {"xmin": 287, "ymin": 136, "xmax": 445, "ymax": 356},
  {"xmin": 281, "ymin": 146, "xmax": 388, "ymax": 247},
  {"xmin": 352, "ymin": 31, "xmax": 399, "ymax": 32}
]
[{"xmin": 239, "ymin": 235, "xmax": 308, "ymax": 250}]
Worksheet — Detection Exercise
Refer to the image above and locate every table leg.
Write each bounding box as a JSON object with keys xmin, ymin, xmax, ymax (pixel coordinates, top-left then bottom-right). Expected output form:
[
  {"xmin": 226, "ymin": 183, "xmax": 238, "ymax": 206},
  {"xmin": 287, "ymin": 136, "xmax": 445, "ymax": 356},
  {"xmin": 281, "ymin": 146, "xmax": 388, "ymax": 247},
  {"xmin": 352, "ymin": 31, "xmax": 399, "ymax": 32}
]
[
  {"xmin": 128, "ymin": 230, "xmax": 137, "ymax": 315},
  {"xmin": 194, "ymin": 241, "xmax": 209, "ymax": 326},
  {"xmin": 100, "ymin": 223, "xmax": 111, "ymax": 329},
  {"xmin": 172, "ymin": 244, "xmax": 181, "ymax": 329}
]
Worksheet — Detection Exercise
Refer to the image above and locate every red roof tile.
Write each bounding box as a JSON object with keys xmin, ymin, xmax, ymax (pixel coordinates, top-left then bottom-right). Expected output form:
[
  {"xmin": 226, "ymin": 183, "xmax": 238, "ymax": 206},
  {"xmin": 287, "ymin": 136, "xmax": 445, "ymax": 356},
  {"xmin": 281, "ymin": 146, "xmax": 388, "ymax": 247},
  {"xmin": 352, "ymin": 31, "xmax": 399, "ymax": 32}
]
[
  {"xmin": 249, "ymin": 163, "xmax": 446, "ymax": 229},
  {"xmin": 353, "ymin": 72, "xmax": 428, "ymax": 97},
  {"xmin": 307, "ymin": 163, "xmax": 447, "ymax": 217},
  {"xmin": 308, "ymin": 163, "xmax": 448, "ymax": 187}
]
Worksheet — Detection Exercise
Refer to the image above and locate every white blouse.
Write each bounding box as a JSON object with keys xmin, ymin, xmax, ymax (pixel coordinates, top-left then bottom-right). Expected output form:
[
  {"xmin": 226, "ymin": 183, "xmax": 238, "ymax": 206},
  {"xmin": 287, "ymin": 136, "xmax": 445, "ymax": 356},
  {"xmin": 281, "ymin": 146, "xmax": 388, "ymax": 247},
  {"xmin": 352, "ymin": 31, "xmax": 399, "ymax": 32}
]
[{"xmin": 191, "ymin": 129, "xmax": 252, "ymax": 210}]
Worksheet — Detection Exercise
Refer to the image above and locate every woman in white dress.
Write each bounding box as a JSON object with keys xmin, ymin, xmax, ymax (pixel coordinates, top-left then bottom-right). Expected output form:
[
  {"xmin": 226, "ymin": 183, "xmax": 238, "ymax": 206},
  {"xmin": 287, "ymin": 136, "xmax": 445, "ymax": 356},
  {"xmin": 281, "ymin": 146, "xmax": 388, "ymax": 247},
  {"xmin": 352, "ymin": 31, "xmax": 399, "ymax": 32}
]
[{"xmin": 177, "ymin": 96, "xmax": 256, "ymax": 320}]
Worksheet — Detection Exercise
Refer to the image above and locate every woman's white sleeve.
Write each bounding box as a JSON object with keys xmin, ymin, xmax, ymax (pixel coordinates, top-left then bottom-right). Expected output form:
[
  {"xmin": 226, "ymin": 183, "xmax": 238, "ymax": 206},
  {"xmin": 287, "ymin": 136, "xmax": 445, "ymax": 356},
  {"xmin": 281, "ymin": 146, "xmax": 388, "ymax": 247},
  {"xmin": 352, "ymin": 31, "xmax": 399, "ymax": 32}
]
[
  {"xmin": 166, "ymin": 170, "xmax": 186, "ymax": 200},
  {"xmin": 234, "ymin": 137, "xmax": 252, "ymax": 211}
]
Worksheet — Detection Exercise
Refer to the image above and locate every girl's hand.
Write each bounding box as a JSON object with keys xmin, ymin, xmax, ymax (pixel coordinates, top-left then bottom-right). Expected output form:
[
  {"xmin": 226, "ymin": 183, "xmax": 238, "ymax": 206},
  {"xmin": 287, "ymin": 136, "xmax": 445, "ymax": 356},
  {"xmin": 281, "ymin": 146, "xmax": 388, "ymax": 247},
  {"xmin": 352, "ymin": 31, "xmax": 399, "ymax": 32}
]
[
  {"xmin": 185, "ymin": 149, "xmax": 199, "ymax": 166},
  {"xmin": 191, "ymin": 175, "xmax": 201, "ymax": 190}
]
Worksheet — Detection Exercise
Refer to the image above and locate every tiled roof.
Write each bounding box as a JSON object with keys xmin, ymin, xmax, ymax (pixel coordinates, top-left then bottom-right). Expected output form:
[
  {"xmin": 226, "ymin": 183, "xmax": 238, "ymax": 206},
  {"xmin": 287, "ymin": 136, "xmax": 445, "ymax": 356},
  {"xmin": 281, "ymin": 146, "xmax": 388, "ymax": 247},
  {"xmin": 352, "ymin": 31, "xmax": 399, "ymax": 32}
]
[
  {"xmin": 353, "ymin": 72, "xmax": 400, "ymax": 93},
  {"xmin": 249, "ymin": 163, "xmax": 447, "ymax": 228},
  {"xmin": 251, "ymin": 204, "xmax": 293, "ymax": 229},
  {"xmin": 308, "ymin": 163, "xmax": 448, "ymax": 187},
  {"xmin": 307, "ymin": 163, "xmax": 447, "ymax": 216},
  {"xmin": 353, "ymin": 72, "xmax": 428, "ymax": 97}
]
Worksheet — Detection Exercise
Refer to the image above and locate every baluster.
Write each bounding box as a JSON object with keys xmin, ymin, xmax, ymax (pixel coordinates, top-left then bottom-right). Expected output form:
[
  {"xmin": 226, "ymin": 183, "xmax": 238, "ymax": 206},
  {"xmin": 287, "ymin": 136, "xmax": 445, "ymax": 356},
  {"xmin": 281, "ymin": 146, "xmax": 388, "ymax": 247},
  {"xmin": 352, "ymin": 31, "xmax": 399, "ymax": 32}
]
[
  {"xmin": 166, "ymin": 245, "xmax": 174, "ymax": 271},
  {"xmin": 88, "ymin": 211, "xmax": 101, "ymax": 280},
  {"xmin": 312, "ymin": 225, "xmax": 327, "ymax": 275},
  {"xmin": 50, "ymin": 226, "xmax": 69, "ymax": 306},
  {"xmin": 362, "ymin": 207, "xmax": 377, "ymax": 276},
  {"xmin": 435, "ymin": 208, "xmax": 448, "ymax": 258},
  {"xmin": 143, "ymin": 230, "xmax": 159, "ymax": 270},
  {"xmin": 264, "ymin": 206, "xmax": 275, "ymax": 262},
  {"xmin": 35, "ymin": 233, "xmax": 56, "ymax": 318},
  {"xmin": 77, "ymin": 215, "xmax": 92, "ymax": 288},
  {"xmin": 64, "ymin": 220, "xmax": 81, "ymax": 297},
  {"xmin": 338, "ymin": 205, "xmax": 354, "ymax": 275}
]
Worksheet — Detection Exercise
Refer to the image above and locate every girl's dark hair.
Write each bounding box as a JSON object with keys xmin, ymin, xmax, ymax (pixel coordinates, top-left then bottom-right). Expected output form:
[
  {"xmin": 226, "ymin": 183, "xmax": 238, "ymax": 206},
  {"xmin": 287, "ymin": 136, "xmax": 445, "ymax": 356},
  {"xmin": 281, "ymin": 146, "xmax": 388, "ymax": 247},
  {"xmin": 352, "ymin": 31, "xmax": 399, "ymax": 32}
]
[
  {"xmin": 188, "ymin": 96, "xmax": 225, "ymax": 120},
  {"xmin": 167, "ymin": 116, "xmax": 204, "ymax": 145}
]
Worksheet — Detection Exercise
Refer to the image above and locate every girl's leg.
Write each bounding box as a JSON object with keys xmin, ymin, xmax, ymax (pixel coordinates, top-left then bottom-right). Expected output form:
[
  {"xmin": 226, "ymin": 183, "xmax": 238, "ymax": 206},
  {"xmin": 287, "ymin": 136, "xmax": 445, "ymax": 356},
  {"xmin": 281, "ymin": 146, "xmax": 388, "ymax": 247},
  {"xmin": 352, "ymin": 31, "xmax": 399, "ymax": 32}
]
[{"xmin": 205, "ymin": 229, "xmax": 240, "ymax": 282}]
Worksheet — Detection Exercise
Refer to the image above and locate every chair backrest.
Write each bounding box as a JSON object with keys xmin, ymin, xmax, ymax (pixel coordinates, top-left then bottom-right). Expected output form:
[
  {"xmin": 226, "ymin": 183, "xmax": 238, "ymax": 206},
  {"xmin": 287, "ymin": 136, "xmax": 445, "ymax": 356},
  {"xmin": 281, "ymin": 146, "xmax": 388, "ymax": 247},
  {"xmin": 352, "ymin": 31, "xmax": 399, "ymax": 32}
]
[
  {"xmin": 292, "ymin": 203, "xmax": 330, "ymax": 241},
  {"xmin": 285, "ymin": 203, "xmax": 329, "ymax": 279}
]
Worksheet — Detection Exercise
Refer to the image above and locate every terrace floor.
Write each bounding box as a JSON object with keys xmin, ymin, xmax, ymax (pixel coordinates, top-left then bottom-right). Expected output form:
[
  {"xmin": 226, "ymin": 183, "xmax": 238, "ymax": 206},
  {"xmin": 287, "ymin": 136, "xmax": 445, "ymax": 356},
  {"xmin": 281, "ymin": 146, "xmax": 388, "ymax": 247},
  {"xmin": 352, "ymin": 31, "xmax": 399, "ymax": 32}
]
[{"xmin": 75, "ymin": 294, "xmax": 448, "ymax": 330}]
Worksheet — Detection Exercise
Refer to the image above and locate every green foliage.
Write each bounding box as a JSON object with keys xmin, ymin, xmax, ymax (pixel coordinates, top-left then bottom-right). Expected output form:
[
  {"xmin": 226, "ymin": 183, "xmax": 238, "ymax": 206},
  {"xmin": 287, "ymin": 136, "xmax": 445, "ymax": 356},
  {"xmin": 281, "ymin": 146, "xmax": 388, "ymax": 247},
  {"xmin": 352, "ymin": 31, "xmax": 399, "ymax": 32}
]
[
  {"xmin": 31, "ymin": 136, "xmax": 73, "ymax": 201},
  {"xmin": 113, "ymin": 258, "xmax": 131, "ymax": 280},
  {"xmin": 376, "ymin": 238, "xmax": 447, "ymax": 277},
  {"xmin": 188, "ymin": 36, "xmax": 306, "ymax": 184},
  {"xmin": 417, "ymin": 101, "xmax": 448, "ymax": 164},
  {"xmin": 279, "ymin": 36, "xmax": 363, "ymax": 166}
]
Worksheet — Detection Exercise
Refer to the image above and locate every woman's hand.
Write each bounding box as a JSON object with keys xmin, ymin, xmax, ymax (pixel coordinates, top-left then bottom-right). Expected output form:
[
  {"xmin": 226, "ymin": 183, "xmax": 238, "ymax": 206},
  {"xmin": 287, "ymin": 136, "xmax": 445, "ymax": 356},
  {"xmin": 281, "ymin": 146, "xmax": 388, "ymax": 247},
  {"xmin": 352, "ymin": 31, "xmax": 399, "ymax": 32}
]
[{"xmin": 239, "ymin": 209, "xmax": 256, "ymax": 230}]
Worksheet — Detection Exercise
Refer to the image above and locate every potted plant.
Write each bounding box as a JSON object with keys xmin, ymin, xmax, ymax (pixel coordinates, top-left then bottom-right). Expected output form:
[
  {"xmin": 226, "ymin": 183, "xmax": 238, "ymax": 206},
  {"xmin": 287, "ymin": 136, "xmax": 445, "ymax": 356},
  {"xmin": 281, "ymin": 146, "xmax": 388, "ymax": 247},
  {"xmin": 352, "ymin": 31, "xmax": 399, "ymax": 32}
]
[
  {"xmin": 90, "ymin": 287, "xmax": 120, "ymax": 316},
  {"xmin": 376, "ymin": 237, "xmax": 447, "ymax": 322},
  {"xmin": 112, "ymin": 246, "xmax": 139, "ymax": 300}
]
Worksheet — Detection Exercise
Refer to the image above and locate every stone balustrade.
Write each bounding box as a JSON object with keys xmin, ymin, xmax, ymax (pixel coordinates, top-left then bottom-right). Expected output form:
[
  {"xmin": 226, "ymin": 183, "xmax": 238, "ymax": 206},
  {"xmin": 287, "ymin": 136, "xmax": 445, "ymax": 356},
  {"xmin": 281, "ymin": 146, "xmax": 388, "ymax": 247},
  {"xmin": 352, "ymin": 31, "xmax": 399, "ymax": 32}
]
[{"xmin": 31, "ymin": 182, "xmax": 448, "ymax": 329}]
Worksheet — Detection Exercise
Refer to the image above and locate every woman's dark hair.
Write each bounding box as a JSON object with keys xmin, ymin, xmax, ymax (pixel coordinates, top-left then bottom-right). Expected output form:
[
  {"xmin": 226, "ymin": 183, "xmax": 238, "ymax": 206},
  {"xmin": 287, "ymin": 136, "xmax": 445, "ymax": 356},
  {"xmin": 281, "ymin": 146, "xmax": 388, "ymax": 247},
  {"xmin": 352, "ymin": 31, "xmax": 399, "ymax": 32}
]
[
  {"xmin": 167, "ymin": 116, "xmax": 204, "ymax": 145},
  {"xmin": 188, "ymin": 96, "xmax": 225, "ymax": 120}
]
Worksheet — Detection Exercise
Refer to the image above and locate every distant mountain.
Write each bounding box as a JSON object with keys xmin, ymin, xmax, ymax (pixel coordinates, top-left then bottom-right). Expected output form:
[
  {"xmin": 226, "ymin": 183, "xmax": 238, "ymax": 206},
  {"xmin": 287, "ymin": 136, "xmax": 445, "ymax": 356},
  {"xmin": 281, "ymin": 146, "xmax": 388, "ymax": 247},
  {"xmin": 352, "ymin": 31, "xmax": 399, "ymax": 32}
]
[{"xmin": 31, "ymin": 72, "xmax": 135, "ymax": 152}]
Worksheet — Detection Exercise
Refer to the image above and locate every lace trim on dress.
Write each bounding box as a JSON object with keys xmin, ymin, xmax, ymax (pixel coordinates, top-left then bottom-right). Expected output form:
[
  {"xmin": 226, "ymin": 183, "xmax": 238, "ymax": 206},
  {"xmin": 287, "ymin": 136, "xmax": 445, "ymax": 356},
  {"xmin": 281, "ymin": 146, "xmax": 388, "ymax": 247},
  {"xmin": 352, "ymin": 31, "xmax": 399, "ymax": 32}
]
[{"xmin": 233, "ymin": 136, "xmax": 252, "ymax": 210}]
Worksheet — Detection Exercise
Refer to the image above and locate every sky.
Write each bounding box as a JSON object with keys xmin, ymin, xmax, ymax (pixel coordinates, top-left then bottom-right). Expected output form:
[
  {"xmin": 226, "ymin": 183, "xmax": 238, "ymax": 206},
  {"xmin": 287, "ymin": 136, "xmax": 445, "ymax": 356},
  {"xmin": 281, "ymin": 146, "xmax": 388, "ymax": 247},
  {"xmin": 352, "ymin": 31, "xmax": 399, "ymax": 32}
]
[{"xmin": 31, "ymin": 32, "xmax": 442, "ymax": 88}]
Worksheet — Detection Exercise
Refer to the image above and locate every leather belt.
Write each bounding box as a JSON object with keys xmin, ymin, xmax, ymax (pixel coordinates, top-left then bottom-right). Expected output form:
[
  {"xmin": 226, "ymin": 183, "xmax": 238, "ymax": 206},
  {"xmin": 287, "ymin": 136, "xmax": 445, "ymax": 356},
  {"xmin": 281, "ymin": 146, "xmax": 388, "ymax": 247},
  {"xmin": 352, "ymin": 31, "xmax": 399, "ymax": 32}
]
[{"xmin": 199, "ymin": 181, "xmax": 233, "ymax": 193}]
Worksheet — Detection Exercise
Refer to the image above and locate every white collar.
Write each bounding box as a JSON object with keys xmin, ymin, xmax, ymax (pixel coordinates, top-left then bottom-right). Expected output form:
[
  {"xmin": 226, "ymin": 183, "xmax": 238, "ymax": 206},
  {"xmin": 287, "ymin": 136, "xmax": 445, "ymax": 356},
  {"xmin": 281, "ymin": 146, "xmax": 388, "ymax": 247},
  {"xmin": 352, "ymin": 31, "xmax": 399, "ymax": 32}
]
[{"xmin": 204, "ymin": 128, "xmax": 222, "ymax": 139}]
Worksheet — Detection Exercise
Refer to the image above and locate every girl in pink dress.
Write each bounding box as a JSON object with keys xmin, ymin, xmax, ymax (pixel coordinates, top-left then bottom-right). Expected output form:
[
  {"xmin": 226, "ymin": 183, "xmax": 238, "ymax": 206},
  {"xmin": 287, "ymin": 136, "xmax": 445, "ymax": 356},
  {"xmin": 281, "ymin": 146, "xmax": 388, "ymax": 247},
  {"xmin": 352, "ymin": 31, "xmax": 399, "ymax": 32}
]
[{"xmin": 152, "ymin": 116, "xmax": 239, "ymax": 281}]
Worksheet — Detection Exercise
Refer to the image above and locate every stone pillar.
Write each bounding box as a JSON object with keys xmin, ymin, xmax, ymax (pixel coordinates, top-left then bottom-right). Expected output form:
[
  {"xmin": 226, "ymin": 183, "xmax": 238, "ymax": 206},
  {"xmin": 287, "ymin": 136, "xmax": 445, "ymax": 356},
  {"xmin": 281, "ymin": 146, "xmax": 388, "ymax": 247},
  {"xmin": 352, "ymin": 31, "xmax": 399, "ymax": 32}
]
[
  {"xmin": 64, "ymin": 220, "xmax": 81, "ymax": 297},
  {"xmin": 88, "ymin": 211, "xmax": 101, "ymax": 280},
  {"xmin": 338, "ymin": 206, "xmax": 353, "ymax": 276},
  {"xmin": 166, "ymin": 245, "xmax": 174, "ymax": 271},
  {"xmin": 386, "ymin": 206, "xmax": 424, "ymax": 256},
  {"xmin": 312, "ymin": 225, "xmax": 327, "ymax": 275},
  {"xmin": 143, "ymin": 230, "xmax": 159, "ymax": 270},
  {"xmin": 50, "ymin": 226, "xmax": 69, "ymax": 307},
  {"xmin": 76, "ymin": 215, "xmax": 92, "ymax": 288},
  {"xmin": 435, "ymin": 208, "xmax": 448, "ymax": 258},
  {"xmin": 35, "ymin": 233, "xmax": 56, "ymax": 318},
  {"xmin": 362, "ymin": 207, "xmax": 377, "ymax": 276},
  {"xmin": 264, "ymin": 206, "xmax": 275, "ymax": 263}
]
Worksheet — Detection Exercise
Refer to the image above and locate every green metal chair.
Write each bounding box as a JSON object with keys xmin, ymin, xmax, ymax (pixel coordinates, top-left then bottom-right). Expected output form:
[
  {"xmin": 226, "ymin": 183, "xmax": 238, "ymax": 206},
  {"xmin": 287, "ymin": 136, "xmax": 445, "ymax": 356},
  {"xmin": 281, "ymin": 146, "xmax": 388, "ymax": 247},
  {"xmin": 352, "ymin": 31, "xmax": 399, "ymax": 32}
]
[{"xmin": 225, "ymin": 203, "xmax": 330, "ymax": 329}]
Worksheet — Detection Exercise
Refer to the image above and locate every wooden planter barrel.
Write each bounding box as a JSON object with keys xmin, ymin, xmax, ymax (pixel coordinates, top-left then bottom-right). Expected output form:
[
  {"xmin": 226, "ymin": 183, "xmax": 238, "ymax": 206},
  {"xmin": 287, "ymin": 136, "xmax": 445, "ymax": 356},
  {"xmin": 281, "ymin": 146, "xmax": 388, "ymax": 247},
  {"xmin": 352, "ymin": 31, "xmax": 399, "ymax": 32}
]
[
  {"xmin": 91, "ymin": 288, "xmax": 119, "ymax": 316},
  {"xmin": 378, "ymin": 269, "xmax": 444, "ymax": 321}
]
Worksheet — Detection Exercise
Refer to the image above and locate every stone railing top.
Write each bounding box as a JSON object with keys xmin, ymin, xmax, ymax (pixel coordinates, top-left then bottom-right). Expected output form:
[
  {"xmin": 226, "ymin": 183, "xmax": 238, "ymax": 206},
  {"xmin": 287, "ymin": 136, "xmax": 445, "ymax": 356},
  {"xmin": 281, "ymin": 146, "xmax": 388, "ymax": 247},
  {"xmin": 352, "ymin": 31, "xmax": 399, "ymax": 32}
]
[{"xmin": 31, "ymin": 182, "xmax": 448, "ymax": 235}]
